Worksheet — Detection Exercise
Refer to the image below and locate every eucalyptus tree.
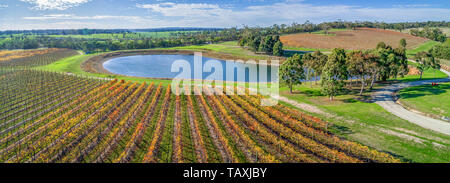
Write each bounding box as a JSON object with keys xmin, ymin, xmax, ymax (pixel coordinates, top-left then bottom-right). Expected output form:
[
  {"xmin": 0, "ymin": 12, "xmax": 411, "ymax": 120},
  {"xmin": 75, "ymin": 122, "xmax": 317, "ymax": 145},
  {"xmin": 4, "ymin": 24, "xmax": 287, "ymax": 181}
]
[
  {"xmin": 273, "ymin": 41, "xmax": 284, "ymax": 56},
  {"xmin": 415, "ymin": 52, "xmax": 440, "ymax": 79},
  {"xmin": 321, "ymin": 48, "xmax": 348, "ymax": 100},
  {"xmin": 303, "ymin": 51, "xmax": 327, "ymax": 86},
  {"xmin": 374, "ymin": 42, "xmax": 408, "ymax": 81},
  {"xmin": 279, "ymin": 54, "xmax": 305, "ymax": 93},
  {"xmin": 302, "ymin": 52, "xmax": 315, "ymax": 86},
  {"xmin": 347, "ymin": 50, "xmax": 378, "ymax": 95},
  {"xmin": 311, "ymin": 51, "xmax": 328, "ymax": 84},
  {"xmin": 399, "ymin": 38, "xmax": 407, "ymax": 48}
]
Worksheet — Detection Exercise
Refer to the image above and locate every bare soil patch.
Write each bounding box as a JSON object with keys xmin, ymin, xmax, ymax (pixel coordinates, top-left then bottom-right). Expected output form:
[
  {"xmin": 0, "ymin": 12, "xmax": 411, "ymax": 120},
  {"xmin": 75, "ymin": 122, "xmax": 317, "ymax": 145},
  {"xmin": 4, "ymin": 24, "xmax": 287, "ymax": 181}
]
[{"xmin": 280, "ymin": 28, "xmax": 428, "ymax": 50}]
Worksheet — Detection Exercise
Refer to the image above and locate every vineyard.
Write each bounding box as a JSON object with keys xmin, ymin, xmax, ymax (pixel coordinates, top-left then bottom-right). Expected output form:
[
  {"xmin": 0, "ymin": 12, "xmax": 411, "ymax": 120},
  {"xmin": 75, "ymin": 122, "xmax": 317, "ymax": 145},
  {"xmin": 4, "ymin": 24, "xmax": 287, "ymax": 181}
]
[
  {"xmin": 0, "ymin": 49, "xmax": 79, "ymax": 67},
  {"xmin": 0, "ymin": 49, "xmax": 401, "ymax": 163}
]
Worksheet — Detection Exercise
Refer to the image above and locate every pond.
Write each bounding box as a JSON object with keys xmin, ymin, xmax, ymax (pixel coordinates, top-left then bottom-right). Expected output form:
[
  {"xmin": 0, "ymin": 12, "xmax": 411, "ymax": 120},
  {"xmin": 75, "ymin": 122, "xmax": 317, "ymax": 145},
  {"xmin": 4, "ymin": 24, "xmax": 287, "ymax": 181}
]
[{"xmin": 103, "ymin": 54, "xmax": 278, "ymax": 82}]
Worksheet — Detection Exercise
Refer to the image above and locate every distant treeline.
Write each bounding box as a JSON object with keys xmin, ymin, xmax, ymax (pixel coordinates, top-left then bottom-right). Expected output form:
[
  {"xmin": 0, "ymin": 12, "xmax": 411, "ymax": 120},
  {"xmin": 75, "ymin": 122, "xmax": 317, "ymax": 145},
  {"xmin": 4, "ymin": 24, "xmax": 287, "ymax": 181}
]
[
  {"xmin": 0, "ymin": 21, "xmax": 448, "ymax": 53},
  {"xmin": 430, "ymin": 40, "xmax": 450, "ymax": 60},
  {"xmin": 0, "ymin": 29, "xmax": 239, "ymax": 53},
  {"xmin": 409, "ymin": 27, "xmax": 447, "ymax": 42},
  {"xmin": 250, "ymin": 20, "xmax": 449, "ymax": 35},
  {"xmin": 238, "ymin": 35, "xmax": 284, "ymax": 56},
  {"xmin": 0, "ymin": 27, "xmax": 223, "ymax": 35}
]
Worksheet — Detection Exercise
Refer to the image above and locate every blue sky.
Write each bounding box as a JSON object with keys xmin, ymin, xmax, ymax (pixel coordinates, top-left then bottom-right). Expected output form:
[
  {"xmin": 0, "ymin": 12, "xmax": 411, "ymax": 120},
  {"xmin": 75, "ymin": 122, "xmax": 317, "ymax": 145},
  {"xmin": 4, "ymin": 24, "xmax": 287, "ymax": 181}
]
[{"xmin": 0, "ymin": 0, "xmax": 449, "ymax": 30}]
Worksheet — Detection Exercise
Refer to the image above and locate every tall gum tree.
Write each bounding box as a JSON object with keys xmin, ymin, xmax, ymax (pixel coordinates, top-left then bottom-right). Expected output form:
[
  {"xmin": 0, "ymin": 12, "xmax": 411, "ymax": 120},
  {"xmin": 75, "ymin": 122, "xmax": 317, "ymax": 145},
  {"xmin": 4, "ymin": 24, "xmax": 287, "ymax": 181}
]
[
  {"xmin": 279, "ymin": 54, "xmax": 305, "ymax": 93},
  {"xmin": 321, "ymin": 48, "xmax": 348, "ymax": 100}
]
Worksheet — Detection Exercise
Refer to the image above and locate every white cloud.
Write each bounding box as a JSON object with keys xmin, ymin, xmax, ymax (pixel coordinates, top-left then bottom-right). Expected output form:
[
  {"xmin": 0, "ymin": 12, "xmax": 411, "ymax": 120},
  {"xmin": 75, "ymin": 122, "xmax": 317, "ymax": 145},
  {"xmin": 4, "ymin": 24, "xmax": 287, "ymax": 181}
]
[
  {"xmin": 393, "ymin": 4, "xmax": 432, "ymax": 8},
  {"xmin": 2, "ymin": 21, "xmax": 104, "ymax": 30},
  {"xmin": 23, "ymin": 14, "xmax": 142, "ymax": 21},
  {"xmin": 137, "ymin": 3, "xmax": 229, "ymax": 17},
  {"xmin": 20, "ymin": 0, "xmax": 91, "ymax": 10},
  {"xmin": 284, "ymin": 0, "xmax": 304, "ymax": 2},
  {"xmin": 137, "ymin": 2, "xmax": 450, "ymax": 27},
  {"xmin": 0, "ymin": 4, "xmax": 8, "ymax": 8}
]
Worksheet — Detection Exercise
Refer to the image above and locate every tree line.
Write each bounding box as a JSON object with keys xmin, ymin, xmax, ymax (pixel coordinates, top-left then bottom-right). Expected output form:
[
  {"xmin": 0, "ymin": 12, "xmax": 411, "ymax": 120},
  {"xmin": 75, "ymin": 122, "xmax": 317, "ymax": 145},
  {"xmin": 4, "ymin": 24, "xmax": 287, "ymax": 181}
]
[
  {"xmin": 0, "ymin": 29, "xmax": 239, "ymax": 53},
  {"xmin": 429, "ymin": 40, "xmax": 450, "ymax": 60},
  {"xmin": 279, "ymin": 39, "xmax": 440, "ymax": 100},
  {"xmin": 238, "ymin": 34, "xmax": 284, "ymax": 56},
  {"xmin": 409, "ymin": 27, "xmax": 447, "ymax": 42},
  {"xmin": 0, "ymin": 27, "xmax": 223, "ymax": 35},
  {"xmin": 252, "ymin": 20, "xmax": 449, "ymax": 36}
]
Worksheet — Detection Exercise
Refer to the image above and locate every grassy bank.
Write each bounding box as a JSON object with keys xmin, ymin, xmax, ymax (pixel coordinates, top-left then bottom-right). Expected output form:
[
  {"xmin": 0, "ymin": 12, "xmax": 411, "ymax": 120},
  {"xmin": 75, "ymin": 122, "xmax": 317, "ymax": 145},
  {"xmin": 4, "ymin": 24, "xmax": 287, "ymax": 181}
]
[
  {"xmin": 398, "ymin": 82, "xmax": 450, "ymax": 118},
  {"xmin": 162, "ymin": 41, "xmax": 277, "ymax": 60},
  {"xmin": 406, "ymin": 40, "xmax": 440, "ymax": 58},
  {"xmin": 311, "ymin": 28, "xmax": 349, "ymax": 36},
  {"xmin": 283, "ymin": 46, "xmax": 331, "ymax": 53}
]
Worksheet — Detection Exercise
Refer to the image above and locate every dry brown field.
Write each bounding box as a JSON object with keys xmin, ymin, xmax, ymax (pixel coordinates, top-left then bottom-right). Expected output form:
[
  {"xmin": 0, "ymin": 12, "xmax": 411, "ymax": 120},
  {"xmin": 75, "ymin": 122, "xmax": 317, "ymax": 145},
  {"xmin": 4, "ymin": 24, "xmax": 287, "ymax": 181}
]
[
  {"xmin": 280, "ymin": 28, "xmax": 429, "ymax": 50},
  {"xmin": 0, "ymin": 48, "xmax": 60, "ymax": 62}
]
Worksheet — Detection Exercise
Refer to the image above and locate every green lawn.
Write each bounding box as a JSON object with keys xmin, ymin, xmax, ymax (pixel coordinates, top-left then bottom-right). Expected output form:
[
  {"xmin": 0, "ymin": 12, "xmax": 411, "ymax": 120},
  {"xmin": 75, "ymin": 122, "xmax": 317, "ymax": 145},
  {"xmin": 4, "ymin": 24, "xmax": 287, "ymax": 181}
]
[
  {"xmin": 279, "ymin": 82, "xmax": 450, "ymax": 163},
  {"xmin": 390, "ymin": 61, "xmax": 449, "ymax": 83},
  {"xmin": 406, "ymin": 40, "xmax": 440, "ymax": 58},
  {"xmin": 163, "ymin": 41, "xmax": 275, "ymax": 60},
  {"xmin": 311, "ymin": 28, "xmax": 349, "ymax": 36},
  {"xmin": 395, "ymin": 68, "xmax": 448, "ymax": 82},
  {"xmin": 283, "ymin": 46, "xmax": 331, "ymax": 53},
  {"xmin": 398, "ymin": 82, "xmax": 450, "ymax": 118}
]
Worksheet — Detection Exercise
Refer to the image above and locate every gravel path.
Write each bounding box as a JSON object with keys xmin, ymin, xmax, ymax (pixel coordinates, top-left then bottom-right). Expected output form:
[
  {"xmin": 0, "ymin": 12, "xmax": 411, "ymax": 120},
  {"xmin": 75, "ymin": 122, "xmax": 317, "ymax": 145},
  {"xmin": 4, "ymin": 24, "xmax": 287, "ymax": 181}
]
[{"xmin": 372, "ymin": 68, "xmax": 450, "ymax": 135}]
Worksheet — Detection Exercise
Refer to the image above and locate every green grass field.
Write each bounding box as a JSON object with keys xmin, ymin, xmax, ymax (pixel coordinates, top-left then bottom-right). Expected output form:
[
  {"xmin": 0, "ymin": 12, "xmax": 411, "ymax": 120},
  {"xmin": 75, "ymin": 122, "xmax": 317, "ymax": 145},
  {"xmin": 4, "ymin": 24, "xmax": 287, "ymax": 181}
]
[
  {"xmin": 311, "ymin": 28, "xmax": 349, "ymax": 36},
  {"xmin": 283, "ymin": 46, "xmax": 331, "ymax": 53},
  {"xmin": 163, "ymin": 41, "xmax": 276, "ymax": 60},
  {"xmin": 399, "ymin": 61, "xmax": 449, "ymax": 82},
  {"xmin": 406, "ymin": 40, "xmax": 440, "ymax": 58},
  {"xmin": 394, "ymin": 68, "xmax": 448, "ymax": 83},
  {"xmin": 398, "ymin": 82, "xmax": 450, "ymax": 118}
]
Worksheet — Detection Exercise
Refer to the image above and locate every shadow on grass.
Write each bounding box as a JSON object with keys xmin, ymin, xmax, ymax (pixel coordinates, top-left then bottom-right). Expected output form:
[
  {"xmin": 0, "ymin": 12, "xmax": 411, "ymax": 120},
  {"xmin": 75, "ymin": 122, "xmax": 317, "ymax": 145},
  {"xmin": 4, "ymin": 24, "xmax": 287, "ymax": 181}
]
[
  {"xmin": 356, "ymin": 95, "xmax": 374, "ymax": 103},
  {"xmin": 329, "ymin": 124, "xmax": 413, "ymax": 163},
  {"xmin": 399, "ymin": 84, "xmax": 449, "ymax": 100},
  {"xmin": 283, "ymin": 50, "xmax": 311, "ymax": 57},
  {"xmin": 329, "ymin": 124, "xmax": 354, "ymax": 135},
  {"xmin": 342, "ymin": 98, "xmax": 358, "ymax": 103},
  {"xmin": 303, "ymin": 89, "xmax": 325, "ymax": 97},
  {"xmin": 383, "ymin": 151, "xmax": 415, "ymax": 163}
]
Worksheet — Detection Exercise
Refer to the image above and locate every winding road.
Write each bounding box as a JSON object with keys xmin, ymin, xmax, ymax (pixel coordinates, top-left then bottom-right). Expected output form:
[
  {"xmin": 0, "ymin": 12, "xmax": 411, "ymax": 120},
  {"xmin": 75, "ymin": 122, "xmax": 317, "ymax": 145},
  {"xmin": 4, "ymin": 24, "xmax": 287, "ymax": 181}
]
[{"xmin": 372, "ymin": 68, "xmax": 450, "ymax": 135}]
